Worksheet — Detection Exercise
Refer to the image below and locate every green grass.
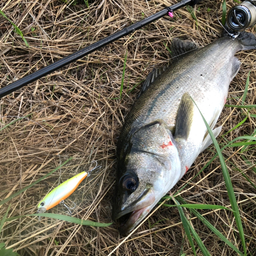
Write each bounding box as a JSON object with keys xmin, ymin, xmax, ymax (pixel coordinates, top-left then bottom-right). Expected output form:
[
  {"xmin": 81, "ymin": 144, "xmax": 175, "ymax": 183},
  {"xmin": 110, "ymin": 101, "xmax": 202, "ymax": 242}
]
[
  {"xmin": 162, "ymin": 203, "xmax": 232, "ymax": 211},
  {"xmin": 225, "ymin": 104, "xmax": 256, "ymax": 109},
  {"xmin": 84, "ymin": 0, "xmax": 89, "ymax": 8},
  {"xmin": 0, "ymin": 244, "xmax": 19, "ymax": 256},
  {"xmin": 120, "ymin": 51, "xmax": 128, "ymax": 100},
  {"xmin": 0, "ymin": 205, "xmax": 10, "ymax": 233},
  {"xmin": 5, "ymin": 213, "xmax": 112, "ymax": 227},
  {"xmin": 0, "ymin": 115, "xmax": 32, "ymax": 132},
  {"xmin": 222, "ymin": 115, "xmax": 248, "ymax": 137},
  {"xmin": 160, "ymin": 90, "xmax": 255, "ymax": 254},
  {"xmin": 242, "ymin": 71, "xmax": 250, "ymax": 103},
  {"xmin": 163, "ymin": 42, "xmax": 172, "ymax": 54},
  {"xmin": 176, "ymin": 196, "xmax": 244, "ymax": 255},
  {"xmin": 0, "ymin": 206, "xmax": 19, "ymax": 255},
  {"xmin": 174, "ymin": 198, "xmax": 197, "ymax": 256},
  {"xmin": 222, "ymin": 0, "xmax": 227, "ymax": 25},
  {"xmin": 175, "ymin": 197, "xmax": 210, "ymax": 256},
  {"xmin": 191, "ymin": 98, "xmax": 247, "ymax": 255},
  {"xmin": 186, "ymin": 6, "xmax": 198, "ymax": 26},
  {"xmin": 127, "ymin": 81, "xmax": 142, "ymax": 94},
  {"xmin": 0, "ymin": 9, "xmax": 29, "ymax": 47}
]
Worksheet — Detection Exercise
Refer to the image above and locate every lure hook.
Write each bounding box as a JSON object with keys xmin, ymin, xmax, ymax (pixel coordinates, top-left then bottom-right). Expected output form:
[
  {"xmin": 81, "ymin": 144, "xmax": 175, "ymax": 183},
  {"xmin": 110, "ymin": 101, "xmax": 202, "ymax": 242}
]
[{"xmin": 61, "ymin": 200, "xmax": 76, "ymax": 215}]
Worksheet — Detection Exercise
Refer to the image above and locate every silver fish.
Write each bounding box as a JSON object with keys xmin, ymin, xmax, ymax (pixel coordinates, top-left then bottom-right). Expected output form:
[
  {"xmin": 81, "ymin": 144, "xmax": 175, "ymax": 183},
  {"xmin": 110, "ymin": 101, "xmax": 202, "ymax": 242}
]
[{"xmin": 113, "ymin": 32, "xmax": 256, "ymax": 235}]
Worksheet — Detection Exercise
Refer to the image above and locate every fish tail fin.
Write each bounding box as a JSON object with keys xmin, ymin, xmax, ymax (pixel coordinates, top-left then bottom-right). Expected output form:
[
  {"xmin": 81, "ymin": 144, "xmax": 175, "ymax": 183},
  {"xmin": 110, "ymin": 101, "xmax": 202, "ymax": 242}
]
[{"xmin": 238, "ymin": 32, "xmax": 256, "ymax": 51}]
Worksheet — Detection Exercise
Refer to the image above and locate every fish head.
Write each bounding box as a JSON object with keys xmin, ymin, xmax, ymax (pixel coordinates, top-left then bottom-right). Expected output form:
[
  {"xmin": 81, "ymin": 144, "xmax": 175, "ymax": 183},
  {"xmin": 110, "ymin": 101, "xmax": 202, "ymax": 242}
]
[{"xmin": 113, "ymin": 122, "xmax": 182, "ymax": 235}]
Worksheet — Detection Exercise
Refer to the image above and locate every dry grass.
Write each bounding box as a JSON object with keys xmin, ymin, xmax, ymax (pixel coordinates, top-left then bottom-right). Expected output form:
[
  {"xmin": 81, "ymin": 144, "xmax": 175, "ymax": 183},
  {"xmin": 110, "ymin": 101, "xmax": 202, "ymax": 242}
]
[{"xmin": 0, "ymin": 0, "xmax": 255, "ymax": 255}]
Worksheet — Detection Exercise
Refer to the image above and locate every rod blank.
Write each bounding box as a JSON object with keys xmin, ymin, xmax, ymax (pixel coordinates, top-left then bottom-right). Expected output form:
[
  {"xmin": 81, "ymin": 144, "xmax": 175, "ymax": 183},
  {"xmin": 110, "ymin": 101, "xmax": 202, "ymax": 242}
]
[{"xmin": 0, "ymin": 0, "xmax": 197, "ymax": 99}]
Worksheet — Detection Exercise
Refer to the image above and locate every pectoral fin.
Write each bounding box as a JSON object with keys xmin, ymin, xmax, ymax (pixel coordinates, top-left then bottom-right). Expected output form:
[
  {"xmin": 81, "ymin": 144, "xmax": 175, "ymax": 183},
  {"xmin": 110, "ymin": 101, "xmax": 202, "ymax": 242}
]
[{"xmin": 174, "ymin": 93, "xmax": 194, "ymax": 140}]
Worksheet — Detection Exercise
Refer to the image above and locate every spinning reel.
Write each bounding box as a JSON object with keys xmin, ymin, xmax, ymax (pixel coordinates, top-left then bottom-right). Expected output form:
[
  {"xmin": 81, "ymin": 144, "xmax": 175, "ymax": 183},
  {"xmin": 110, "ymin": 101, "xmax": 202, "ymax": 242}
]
[{"xmin": 226, "ymin": 1, "xmax": 256, "ymax": 33}]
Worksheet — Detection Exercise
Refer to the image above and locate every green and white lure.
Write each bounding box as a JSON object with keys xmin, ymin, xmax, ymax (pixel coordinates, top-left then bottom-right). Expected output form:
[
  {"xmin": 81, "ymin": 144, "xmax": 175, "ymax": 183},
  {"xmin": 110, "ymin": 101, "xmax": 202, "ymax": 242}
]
[
  {"xmin": 38, "ymin": 171, "xmax": 88, "ymax": 213},
  {"xmin": 37, "ymin": 161, "xmax": 100, "ymax": 213}
]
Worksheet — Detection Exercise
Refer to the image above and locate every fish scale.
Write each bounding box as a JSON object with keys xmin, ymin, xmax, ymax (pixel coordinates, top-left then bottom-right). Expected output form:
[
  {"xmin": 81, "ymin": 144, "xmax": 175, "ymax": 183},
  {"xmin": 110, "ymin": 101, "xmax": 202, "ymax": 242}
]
[{"xmin": 113, "ymin": 32, "xmax": 256, "ymax": 235}]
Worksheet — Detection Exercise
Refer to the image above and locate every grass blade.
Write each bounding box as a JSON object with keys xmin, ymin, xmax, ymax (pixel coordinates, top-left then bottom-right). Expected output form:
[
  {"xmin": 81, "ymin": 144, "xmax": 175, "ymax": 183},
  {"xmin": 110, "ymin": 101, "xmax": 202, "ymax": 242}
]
[
  {"xmin": 33, "ymin": 213, "xmax": 112, "ymax": 227},
  {"xmin": 128, "ymin": 81, "xmax": 142, "ymax": 94},
  {"xmin": 192, "ymin": 98, "xmax": 247, "ymax": 255},
  {"xmin": 5, "ymin": 213, "xmax": 112, "ymax": 227},
  {"xmin": 222, "ymin": 115, "xmax": 247, "ymax": 137},
  {"xmin": 240, "ymin": 131, "xmax": 256, "ymax": 153},
  {"xmin": 120, "ymin": 51, "xmax": 128, "ymax": 100},
  {"xmin": 0, "ymin": 246, "xmax": 19, "ymax": 256},
  {"xmin": 174, "ymin": 198, "xmax": 210, "ymax": 256},
  {"xmin": 242, "ymin": 71, "xmax": 251, "ymax": 104},
  {"xmin": 230, "ymin": 161, "xmax": 256, "ymax": 190},
  {"xmin": 0, "ymin": 157, "xmax": 72, "ymax": 206},
  {"xmin": 163, "ymin": 42, "xmax": 172, "ymax": 54},
  {"xmin": 229, "ymin": 141, "xmax": 256, "ymax": 147},
  {"xmin": 162, "ymin": 203, "xmax": 232, "ymax": 211},
  {"xmin": 225, "ymin": 104, "xmax": 256, "ymax": 109},
  {"xmin": 186, "ymin": 6, "xmax": 198, "ymax": 26},
  {"xmin": 173, "ymin": 134, "xmax": 256, "ymax": 195},
  {"xmin": 222, "ymin": 0, "xmax": 227, "ymax": 25},
  {"xmin": 0, "ymin": 9, "xmax": 29, "ymax": 47},
  {"xmin": 0, "ymin": 115, "xmax": 31, "ymax": 132},
  {"xmin": 174, "ymin": 200, "xmax": 196, "ymax": 255},
  {"xmin": 177, "ymin": 197, "xmax": 243, "ymax": 255},
  {"xmin": 0, "ymin": 205, "xmax": 10, "ymax": 233}
]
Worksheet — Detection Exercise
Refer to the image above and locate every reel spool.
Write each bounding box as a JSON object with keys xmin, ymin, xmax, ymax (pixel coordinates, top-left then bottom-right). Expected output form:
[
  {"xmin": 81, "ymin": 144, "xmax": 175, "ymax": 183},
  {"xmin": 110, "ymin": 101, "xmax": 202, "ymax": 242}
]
[{"xmin": 226, "ymin": 1, "xmax": 256, "ymax": 32}]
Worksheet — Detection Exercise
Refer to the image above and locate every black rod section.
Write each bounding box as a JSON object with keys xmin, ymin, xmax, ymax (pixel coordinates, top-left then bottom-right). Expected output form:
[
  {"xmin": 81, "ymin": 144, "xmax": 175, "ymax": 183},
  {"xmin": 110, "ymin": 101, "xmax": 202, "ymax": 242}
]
[{"xmin": 0, "ymin": 0, "xmax": 197, "ymax": 99}]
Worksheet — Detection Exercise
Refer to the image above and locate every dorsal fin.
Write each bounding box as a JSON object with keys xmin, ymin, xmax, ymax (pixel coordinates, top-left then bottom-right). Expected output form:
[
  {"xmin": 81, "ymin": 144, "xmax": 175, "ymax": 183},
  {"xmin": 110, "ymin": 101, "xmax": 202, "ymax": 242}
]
[
  {"xmin": 171, "ymin": 38, "xmax": 198, "ymax": 58},
  {"xmin": 137, "ymin": 39, "xmax": 197, "ymax": 98},
  {"xmin": 138, "ymin": 66, "xmax": 168, "ymax": 97}
]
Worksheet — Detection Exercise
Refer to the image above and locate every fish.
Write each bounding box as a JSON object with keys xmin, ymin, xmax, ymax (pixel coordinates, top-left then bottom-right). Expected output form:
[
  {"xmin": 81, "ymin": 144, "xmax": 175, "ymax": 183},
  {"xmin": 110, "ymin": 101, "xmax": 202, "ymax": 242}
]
[
  {"xmin": 112, "ymin": 32, "xmax": 256, "ymax": 235},
  {"xmin": 38, "ymin": 171, "xmax": 88, "ymax": 213}
]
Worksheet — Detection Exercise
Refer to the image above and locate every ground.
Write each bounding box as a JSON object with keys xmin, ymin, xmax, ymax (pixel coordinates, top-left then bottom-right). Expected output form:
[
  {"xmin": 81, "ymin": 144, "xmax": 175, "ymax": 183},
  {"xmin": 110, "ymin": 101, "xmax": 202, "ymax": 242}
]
[{"xmin": 0, "ymin": 0, "xmax": 255, "ymax": 255}]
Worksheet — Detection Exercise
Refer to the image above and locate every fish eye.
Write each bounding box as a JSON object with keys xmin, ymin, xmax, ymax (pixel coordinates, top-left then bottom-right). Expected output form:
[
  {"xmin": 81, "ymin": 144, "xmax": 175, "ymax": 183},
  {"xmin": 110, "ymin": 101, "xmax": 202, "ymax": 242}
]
[
  {"xmin": 40, "ymin": 202, "xmax": 45, "ymax": 207},
  {"xmin": 121, "ymin": 173, "xmax": 139, "ymax": 192}
]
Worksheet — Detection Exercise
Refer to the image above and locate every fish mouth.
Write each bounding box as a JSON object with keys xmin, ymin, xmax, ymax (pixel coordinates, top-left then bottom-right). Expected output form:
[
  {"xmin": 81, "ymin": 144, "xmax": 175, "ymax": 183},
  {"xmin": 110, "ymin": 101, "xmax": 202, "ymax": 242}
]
[
  {"xmin": 116, "ymin": 191, "xmax": 155, "ymax": 235},
  {"xmin": 118, "ymin": 206, "xmax": 150, "ymax": 235}
]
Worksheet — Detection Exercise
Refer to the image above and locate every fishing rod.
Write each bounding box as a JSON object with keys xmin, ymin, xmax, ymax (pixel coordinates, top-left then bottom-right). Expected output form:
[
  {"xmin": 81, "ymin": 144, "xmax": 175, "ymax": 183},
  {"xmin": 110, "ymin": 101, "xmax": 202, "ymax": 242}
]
[{"xmin": 0, "ymin": 0, "xmax": 202, "ymax": 99}]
